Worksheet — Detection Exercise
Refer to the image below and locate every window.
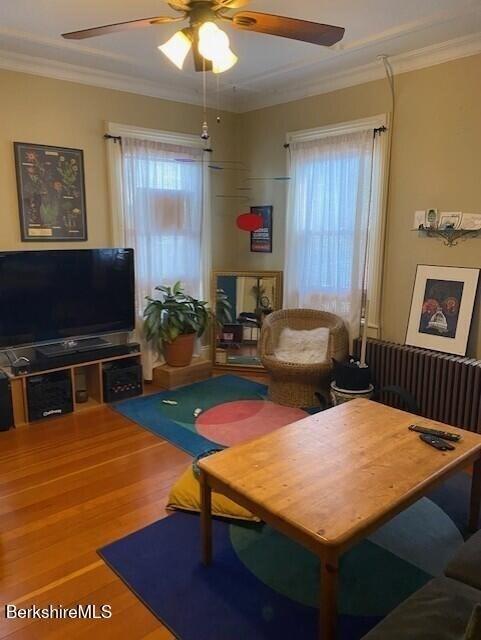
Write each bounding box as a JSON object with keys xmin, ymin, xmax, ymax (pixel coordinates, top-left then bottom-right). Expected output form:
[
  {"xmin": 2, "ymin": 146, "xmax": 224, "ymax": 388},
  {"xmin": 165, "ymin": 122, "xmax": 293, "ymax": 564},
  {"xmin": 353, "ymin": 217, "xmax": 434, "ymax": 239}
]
[
  {"xmin": 121, "ymin": 143, "xmax": 204, "ymax": 287},
  {"xmin": 285, "ymin": 116, "xmax": 388, "ymax": 341},
  {"xmin": 107, "ymin": 124, "xmax": 210, "ymax": 376}
]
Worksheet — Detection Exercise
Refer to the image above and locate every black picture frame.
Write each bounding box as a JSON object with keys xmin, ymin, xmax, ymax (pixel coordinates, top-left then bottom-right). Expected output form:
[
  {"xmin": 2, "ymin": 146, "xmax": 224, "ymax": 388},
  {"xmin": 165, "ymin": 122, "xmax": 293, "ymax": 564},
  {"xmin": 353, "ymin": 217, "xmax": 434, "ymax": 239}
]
[
  {"xmin": 14, "ymin": 142, "xmax": 88, "ymax": 242},
  {"xmin": 250, "ymin": 205, "xmax": 273, "ymax": 253}
]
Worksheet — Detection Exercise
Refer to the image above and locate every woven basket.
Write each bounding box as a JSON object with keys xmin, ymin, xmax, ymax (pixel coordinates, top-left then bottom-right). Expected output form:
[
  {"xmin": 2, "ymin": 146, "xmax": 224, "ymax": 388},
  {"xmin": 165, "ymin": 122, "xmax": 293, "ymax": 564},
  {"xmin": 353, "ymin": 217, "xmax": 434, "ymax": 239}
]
[{"xmin": 259, "ymin": 308, "xmax": 349, "ymax": 408}]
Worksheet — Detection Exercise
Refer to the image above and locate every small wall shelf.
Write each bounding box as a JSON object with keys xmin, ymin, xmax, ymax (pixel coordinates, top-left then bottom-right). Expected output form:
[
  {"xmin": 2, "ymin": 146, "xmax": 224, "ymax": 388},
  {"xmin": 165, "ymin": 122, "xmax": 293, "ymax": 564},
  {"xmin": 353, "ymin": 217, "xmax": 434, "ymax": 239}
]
[{"xmin": 414, "ymin": 227, "xmax": 481, "ymax": 247}]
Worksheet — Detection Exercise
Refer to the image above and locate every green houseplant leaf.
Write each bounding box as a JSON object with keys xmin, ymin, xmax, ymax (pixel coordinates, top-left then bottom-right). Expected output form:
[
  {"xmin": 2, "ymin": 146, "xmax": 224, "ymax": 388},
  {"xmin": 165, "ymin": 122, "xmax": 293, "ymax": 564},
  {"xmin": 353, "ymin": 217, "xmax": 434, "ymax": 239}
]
[
  {"xmin": 216, "ymin": 288, "xmax": 233, "ymax": 328},
  {"xmin": 143, "ymin": 282, "xmax": 215, "ymax": 355}
]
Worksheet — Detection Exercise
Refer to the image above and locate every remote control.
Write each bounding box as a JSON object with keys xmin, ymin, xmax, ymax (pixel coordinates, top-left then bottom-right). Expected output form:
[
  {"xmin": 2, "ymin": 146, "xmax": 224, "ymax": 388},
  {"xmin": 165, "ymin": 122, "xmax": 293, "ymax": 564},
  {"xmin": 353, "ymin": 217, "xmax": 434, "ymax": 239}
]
[
  {"xmin": 409, "ymin": 424, "xmax": 461, "ymax": 442},
  {"xmin": 419, "ymin": 433, "xmax": 456, "ymax": 451}
]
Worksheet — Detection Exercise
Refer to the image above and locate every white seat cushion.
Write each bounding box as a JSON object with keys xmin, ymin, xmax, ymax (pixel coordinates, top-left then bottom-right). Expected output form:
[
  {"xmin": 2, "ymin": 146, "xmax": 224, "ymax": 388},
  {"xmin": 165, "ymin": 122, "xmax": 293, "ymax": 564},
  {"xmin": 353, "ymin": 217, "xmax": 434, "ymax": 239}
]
[{"xmin": 274, "ymin": 327, "xmax": 329, "ymax": 364}]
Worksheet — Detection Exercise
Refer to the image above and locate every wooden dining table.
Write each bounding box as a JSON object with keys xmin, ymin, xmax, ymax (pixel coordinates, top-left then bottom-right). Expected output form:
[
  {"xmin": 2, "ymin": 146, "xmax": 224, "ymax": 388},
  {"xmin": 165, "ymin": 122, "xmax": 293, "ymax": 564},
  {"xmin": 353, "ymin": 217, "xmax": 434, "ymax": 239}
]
[{"xmin": 198, "ymin": 398, "xmax": 481, "ymax": 640}]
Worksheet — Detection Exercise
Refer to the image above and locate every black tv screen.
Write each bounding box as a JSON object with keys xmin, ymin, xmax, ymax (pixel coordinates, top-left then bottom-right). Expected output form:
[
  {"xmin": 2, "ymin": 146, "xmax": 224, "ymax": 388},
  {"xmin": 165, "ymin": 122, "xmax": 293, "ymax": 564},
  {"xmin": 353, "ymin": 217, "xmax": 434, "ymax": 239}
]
[{"xmin": 0, "ymin": 249, "xmax": 135, "ymax": 348}]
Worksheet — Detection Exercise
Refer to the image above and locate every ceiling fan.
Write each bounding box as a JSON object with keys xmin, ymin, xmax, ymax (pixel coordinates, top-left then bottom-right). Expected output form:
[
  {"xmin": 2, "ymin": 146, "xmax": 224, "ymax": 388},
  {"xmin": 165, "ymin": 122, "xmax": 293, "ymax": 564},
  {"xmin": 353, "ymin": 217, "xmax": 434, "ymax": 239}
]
[{"xmin": 62, "ymin": 0, "xmax": 345, "ymax": 74}]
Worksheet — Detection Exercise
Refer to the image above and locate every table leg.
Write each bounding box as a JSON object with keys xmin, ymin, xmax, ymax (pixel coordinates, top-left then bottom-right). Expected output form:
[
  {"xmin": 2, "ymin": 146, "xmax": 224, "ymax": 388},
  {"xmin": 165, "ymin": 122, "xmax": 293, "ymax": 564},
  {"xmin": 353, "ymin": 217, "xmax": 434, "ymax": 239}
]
[
  {"xmin": 199, "ymin": 469, "xmax": 212, "ymax": 565},
  {"xmin": 320, "ymin": 558, "xmax": 339, "ymax": 640},
  {"xmin": 469, "ymin": 456, "xmax": 481, "ymax": 533}
]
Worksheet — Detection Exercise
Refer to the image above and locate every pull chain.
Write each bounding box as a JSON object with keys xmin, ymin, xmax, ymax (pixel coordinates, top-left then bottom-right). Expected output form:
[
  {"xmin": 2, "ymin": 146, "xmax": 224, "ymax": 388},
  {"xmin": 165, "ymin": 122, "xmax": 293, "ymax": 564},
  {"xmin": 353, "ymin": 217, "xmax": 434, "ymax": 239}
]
[
  {"xmin": 216, "ymin": 75, "xmax": 221, "ymax": 124},
  {"xmin": 201, "ymin": 57, "xmax": 210, "ymax": 141}
]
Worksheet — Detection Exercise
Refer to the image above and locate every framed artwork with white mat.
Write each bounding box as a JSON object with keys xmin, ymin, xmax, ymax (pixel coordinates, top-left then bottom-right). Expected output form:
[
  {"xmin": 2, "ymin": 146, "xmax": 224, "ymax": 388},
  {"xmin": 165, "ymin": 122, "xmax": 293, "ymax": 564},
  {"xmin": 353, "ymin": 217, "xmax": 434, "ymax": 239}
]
[{"xmin": 406, "ymin": 264, "xmax": 479, "ymax": 356}]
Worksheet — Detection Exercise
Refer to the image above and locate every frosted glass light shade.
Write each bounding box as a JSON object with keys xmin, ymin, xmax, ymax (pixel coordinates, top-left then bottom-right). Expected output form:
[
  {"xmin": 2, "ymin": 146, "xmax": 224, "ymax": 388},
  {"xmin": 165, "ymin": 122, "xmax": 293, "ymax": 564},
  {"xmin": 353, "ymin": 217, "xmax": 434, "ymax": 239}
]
[
  {"xmin": 198, "ymin": 21, "xmax": 230, "ymax": 62},
  {"xmin": 159, "ymin": 30, "xmax": 192, "ymax": 70},
  {"xmin": 213, "ymin": 48, "xmax": 238, "ymax": 73}
]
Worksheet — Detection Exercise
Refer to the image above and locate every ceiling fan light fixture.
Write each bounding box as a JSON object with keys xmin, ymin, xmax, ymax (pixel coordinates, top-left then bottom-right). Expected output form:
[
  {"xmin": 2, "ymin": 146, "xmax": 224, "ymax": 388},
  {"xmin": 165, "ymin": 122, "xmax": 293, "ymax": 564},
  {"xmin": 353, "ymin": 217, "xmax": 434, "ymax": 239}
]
[
  {"xmin": 198, "ymin": 21, "xmax": 230, "ymax": 62},
  {"xmin": 158, "ymin": 29, "xmax": 192, "ymax": 69},
  {"xmin": 212, "ymin": 48, "xmax": 238, "ymax": 73},
  {"xmin": 62, "ymin": 4, "xmax": 346, "ymax": 76}
]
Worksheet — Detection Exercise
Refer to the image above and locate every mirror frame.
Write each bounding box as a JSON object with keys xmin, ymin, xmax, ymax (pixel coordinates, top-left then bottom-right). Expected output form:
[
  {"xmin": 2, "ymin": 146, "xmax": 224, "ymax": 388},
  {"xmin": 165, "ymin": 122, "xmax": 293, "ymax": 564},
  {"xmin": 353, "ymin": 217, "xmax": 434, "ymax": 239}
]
[{"xmin": 211, "ymin": 270, "xmax": 283, "ymax": 372}]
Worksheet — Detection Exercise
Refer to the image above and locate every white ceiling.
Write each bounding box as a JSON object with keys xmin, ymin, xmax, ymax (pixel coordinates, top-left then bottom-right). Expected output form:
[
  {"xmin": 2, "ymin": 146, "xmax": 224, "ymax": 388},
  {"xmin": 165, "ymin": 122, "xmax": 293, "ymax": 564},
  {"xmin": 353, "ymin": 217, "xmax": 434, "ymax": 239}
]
[{"xmin": 0, "ymin": 0, "xmax": 480, "ymax": 111}]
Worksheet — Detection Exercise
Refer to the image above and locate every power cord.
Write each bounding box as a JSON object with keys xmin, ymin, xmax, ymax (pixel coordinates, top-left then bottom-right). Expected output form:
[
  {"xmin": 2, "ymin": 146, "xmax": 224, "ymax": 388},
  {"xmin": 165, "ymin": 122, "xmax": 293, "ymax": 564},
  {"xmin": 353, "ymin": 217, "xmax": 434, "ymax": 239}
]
[
  {"xmin": 2, "ymin": 350, "xmax": 30, "ymax": 368},
  {"xmin": 379, "ymin": 55, "xmax": 395, "ymax": 107},
  {"xmin": 377, "ymin": 54, "xmax": 396, "ymax": 342}
]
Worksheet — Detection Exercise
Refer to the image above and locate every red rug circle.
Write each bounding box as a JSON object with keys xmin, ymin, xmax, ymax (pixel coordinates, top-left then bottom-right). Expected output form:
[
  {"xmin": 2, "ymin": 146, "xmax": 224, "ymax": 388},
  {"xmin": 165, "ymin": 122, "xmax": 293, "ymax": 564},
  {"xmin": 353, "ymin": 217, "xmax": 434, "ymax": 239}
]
[{"xmin": 196, "ymin": 400, "xmax": 308, "ymax": 446}]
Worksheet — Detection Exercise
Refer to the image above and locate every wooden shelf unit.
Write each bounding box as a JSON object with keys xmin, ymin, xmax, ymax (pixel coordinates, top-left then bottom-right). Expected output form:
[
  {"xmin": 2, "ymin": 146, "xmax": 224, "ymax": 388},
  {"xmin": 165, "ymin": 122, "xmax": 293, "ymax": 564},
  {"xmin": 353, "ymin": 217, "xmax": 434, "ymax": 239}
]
[{"xmin": 4, "ymin": 351, "xmax": 142, "ymax": 428}]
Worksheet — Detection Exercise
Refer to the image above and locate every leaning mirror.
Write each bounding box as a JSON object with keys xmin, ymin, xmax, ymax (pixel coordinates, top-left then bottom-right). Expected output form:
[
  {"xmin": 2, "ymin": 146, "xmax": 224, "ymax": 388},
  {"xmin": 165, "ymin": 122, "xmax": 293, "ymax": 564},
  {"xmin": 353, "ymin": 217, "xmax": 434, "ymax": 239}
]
[{"xmin": 212, "ymin": 271, "xmax": 283, "ymax": 369}]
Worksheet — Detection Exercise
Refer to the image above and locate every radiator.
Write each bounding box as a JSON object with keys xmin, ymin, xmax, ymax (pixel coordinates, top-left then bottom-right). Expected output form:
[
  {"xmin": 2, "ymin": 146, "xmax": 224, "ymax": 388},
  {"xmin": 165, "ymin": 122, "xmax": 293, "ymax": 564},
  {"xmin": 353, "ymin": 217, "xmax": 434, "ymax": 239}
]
[{"xmin": 353, "ymin": 338, "xmax": 481, "ymax": 433}]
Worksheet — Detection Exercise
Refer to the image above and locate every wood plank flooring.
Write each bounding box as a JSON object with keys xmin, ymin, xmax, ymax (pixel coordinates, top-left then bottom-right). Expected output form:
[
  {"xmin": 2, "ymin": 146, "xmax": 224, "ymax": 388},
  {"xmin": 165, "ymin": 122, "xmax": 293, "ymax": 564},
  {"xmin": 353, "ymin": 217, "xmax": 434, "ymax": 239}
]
[
  {"xmin": 0, "ymin": 395, "xmax": 191, "ymax": 639},
  {"xmin": 0, "ymin": 371, "xmax": 467, "ymax": 638}
]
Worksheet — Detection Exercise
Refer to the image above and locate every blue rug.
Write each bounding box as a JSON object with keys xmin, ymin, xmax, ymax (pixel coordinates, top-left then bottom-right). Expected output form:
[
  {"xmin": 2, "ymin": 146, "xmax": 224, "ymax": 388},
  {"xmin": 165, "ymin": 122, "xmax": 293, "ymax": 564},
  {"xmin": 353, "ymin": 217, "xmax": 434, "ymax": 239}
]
[
  {"xmin": 99, "ymin": 473, "xmax": 472, "ymax": 639},
  {"xmin": 112, "ymin": 375, "xmax": 267, "ymax": 457}
]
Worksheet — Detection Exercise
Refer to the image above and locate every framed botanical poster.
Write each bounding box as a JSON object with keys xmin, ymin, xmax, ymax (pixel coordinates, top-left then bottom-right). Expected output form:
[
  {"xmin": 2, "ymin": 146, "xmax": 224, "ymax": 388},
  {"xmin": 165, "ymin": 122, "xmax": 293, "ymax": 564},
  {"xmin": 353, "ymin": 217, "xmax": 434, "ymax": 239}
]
[
  {"xmin": 406, "ymin": 265, "xmax": 479, "ymax": 355},
  {"xmin": 14, "ymin": 142, "xmax": 87, "ymax": 241},
  {"xmin": 250, "ymin": 205, "xmax": 273, "ymax": 253}
]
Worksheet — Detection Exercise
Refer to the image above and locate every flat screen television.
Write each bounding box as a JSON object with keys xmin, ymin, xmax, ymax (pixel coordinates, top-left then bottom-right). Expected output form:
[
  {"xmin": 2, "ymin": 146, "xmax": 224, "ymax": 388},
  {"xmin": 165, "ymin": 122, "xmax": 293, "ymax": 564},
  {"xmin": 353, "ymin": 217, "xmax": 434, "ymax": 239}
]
[{"xmin": 0, "ymin": 249, "xmax": 135, "ymax": 349}]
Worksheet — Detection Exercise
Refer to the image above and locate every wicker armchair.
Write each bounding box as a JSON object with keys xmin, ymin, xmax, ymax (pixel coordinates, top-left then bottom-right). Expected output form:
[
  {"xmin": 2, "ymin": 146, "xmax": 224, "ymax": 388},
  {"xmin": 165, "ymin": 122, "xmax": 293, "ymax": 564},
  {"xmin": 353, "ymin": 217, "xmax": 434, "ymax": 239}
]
[{"xmin": 259, "ymin": 308, "xmax": 349, "ymax": 408}]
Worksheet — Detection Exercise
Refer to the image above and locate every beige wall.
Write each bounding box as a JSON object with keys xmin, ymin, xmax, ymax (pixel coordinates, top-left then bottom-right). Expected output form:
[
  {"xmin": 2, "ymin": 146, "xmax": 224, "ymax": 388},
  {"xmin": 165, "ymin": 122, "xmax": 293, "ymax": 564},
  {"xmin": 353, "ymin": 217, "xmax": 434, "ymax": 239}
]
[
  {"xmin": 0, "ymin": 68, "xmax": 239, "ymax": 268},
  {"xmin": 237, "ymin": 53, "xmax": 481, "ymax": 357},
  {"xmin": 2, "ymin": 53, "xmax": 481, "ymax": 356}
]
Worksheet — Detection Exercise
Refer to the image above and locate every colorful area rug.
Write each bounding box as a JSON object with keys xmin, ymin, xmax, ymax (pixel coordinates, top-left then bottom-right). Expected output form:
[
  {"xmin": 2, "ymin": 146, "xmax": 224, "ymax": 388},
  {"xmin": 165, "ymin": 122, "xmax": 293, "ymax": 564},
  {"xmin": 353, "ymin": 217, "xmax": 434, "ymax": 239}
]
[
  {"xmin": 99, "ymin": 473, "xmax": 471, "ymax": 640},
  {"xmin": 112, "ymin": 375, "xmax": 308, "ymax": 457}
]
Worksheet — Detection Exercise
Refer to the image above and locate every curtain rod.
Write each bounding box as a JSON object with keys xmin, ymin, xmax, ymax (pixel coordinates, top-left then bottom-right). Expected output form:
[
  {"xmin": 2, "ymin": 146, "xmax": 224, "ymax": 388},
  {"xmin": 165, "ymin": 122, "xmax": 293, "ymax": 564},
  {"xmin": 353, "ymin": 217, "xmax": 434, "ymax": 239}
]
[
  {"xmin": 284, "ymin": 125, "xmax": 387, "ymax": 149},
  {"xmin": 103, "ymin": 133, "xmax": 213, "ymax": 153},
  {"xmin": 104, "ymin": 134, "xmax": 122, "ymax": 143},
  {"xmin": 373, "ymin": 125, "xmax": 387, "ymax": 137}
]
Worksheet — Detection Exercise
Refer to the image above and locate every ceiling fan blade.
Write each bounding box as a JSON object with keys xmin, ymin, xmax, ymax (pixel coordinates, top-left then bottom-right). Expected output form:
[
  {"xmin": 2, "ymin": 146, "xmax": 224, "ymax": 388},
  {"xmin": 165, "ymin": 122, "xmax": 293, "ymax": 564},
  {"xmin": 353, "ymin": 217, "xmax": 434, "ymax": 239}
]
[
  {"xmin": 231, "ymin": 11, "xmax": 345, "ymax": 46},
  {"xmin": 62, "ymin": 16, "xmax": 184, "ymax": 40}
]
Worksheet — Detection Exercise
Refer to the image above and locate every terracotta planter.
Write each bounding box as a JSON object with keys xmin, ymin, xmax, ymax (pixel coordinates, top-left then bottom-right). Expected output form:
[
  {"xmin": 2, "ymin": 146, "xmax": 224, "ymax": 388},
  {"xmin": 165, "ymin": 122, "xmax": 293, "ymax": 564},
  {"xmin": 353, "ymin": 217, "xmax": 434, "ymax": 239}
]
[{"xmin": 163, "ymin": 333, "xmax": 196, "ymax": 367}]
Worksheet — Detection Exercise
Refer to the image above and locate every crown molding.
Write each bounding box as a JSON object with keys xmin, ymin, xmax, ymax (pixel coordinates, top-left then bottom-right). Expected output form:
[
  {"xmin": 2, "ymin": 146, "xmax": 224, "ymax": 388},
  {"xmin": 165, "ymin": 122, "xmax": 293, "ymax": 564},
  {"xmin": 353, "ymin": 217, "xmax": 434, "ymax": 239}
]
[
  {"xmin": 239, "ymin": 31, "xmax": 481, "ymax": 112},
  {"xmin": 0, "ymin": 49, "xmax": 238, "ymax": 111},
  {"xmin": 0, "ymin": 31, "xmax": 479, "ymax": 114}
]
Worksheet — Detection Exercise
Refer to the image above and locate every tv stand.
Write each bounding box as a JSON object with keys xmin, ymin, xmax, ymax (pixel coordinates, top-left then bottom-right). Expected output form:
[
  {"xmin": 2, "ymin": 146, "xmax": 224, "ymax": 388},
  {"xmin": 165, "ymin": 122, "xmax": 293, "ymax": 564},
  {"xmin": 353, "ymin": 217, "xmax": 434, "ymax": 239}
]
[
  {"xmin": 3, "ymin": 347, "xmax": 142, "ymax": 427},
  {"xmin": 36, "ymin": 337, "xmax": 112, "ymax": 359}
]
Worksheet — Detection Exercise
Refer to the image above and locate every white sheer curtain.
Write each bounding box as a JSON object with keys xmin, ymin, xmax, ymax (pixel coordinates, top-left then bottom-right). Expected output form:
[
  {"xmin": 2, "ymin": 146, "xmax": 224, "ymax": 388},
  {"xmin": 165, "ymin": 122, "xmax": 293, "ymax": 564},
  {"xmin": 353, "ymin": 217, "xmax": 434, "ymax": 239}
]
[
  {"xmin": 120, "ymin": 136, "xmax": 206, "ymax": 378},
  {"xmin": 285, "ymin": 129, "xmax": 375, "ymax": 341}
]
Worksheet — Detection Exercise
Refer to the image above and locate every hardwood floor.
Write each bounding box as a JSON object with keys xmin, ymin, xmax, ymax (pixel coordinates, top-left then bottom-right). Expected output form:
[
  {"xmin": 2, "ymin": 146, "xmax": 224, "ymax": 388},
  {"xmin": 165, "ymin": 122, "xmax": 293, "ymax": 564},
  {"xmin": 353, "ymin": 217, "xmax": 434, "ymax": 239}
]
[
  {"xmin": 1, "ymin": 371, "xmax": 468, "ymax": 638},
  {"xmin": 0, "ymin": 394, "xmax": 192, "ymax": 639}
]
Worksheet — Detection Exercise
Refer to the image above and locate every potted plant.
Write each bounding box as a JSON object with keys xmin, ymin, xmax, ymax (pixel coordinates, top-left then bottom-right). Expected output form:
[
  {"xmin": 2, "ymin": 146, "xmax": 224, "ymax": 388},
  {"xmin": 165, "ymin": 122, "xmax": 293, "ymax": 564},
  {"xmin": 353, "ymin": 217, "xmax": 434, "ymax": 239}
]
[{"xmin": 144, "ymin": 282, "xmax": 212, "ymax": 367}]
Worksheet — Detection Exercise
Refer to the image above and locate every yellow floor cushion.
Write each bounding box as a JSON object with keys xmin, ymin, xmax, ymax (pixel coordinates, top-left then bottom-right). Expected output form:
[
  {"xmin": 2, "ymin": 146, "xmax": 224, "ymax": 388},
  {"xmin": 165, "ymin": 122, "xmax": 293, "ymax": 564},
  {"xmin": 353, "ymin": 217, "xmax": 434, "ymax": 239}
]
[{"xmin": 167, "ymin": 464, "xmax": 260, "ymax": 522}]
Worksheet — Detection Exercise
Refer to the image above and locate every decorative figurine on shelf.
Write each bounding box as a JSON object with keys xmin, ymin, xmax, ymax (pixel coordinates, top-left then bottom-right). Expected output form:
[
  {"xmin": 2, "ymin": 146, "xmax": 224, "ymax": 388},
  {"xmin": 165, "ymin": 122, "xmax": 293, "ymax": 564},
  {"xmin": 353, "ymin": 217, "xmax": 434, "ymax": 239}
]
[{"xmin": 426, "ymin": 208, "xmax": 439, "ymax": 229}]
